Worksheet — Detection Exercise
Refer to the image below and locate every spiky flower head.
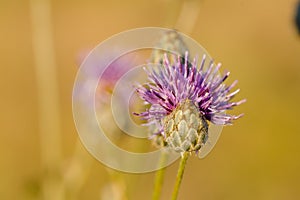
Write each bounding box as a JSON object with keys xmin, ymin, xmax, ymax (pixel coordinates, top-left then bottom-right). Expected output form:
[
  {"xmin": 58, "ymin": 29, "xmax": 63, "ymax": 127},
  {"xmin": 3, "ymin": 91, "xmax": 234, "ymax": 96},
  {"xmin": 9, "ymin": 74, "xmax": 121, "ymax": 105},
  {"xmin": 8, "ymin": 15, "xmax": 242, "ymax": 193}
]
[{"xmin": 135, "ymin": 52, "xmax": 245, "ymax": 154}]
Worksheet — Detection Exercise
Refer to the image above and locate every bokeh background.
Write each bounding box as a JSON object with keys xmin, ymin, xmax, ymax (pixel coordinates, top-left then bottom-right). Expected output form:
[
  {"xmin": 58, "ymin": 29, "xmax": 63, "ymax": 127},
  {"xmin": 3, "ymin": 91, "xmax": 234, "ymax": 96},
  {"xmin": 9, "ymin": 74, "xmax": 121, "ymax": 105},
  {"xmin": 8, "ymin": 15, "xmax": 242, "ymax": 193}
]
[{"xmin": 1, "ymin": 0, "xmax": 300, "ymax": 199}]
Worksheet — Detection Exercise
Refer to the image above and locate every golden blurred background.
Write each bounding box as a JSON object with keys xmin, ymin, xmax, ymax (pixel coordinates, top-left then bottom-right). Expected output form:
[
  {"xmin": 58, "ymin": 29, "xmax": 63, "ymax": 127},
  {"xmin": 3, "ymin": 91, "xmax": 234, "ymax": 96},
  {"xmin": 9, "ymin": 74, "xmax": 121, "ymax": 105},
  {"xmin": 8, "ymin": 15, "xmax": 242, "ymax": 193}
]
[{"xmin": 1, "ymin": 0, "xmax": 300, "ymax": 199}]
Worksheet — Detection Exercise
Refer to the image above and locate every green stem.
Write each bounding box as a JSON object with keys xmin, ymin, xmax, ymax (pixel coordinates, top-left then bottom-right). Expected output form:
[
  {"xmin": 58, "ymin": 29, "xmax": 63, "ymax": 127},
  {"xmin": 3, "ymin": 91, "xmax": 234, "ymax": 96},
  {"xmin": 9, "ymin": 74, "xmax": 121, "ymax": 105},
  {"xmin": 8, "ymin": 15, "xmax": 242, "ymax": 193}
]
[
  {"xmin": 171, "ymin": 152, "xmax": 189, "ymax": 200},
  {"xmin": 152, "ymin": 152, "xmax": 168, "ymax": 200}
]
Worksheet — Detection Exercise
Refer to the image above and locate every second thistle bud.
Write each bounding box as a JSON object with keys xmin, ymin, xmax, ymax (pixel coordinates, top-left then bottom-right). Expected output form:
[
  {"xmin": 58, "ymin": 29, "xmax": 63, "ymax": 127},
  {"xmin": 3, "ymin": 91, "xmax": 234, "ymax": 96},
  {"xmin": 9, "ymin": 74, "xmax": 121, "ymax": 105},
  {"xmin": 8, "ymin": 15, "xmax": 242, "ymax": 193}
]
[{"xmin": 163, "ymin": 100, "xmax": 208, "ymax": 153}]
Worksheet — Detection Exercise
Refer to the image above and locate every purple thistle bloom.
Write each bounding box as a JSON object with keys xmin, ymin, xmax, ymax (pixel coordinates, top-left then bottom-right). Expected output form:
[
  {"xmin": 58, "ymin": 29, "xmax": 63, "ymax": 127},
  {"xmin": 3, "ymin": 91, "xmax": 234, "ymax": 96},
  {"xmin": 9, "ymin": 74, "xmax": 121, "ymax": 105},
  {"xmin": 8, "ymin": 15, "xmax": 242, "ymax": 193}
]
[{"xmin": 135, "ymin": 52, "xmax": 245, "ymax": 153}]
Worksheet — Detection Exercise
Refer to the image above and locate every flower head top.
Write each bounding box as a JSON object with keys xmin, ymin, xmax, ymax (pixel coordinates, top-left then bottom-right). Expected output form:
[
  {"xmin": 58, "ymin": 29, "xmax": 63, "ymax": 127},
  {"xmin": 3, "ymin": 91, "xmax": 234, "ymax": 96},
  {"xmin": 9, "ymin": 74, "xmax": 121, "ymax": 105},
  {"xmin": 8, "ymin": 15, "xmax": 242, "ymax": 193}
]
[{"xmin": 135, "ymin": 52, "xmax": 245, "ymax": 153}]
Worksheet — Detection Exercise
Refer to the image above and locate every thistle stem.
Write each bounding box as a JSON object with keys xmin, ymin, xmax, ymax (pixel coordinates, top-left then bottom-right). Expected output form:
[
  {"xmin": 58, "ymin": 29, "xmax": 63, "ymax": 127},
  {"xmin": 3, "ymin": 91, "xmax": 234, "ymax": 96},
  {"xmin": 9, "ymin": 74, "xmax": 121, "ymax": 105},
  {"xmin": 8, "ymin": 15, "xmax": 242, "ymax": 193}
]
[
  {"xmin": 152, "ymin": 152, "xmax": 168, "ymax": 200},
  {"xmin": 171, "ymin": 152, "xmax": 189, "ymax": 200},
  {"xmin": 152, "ymin": 167, "xmax": 165, "ymax": 200}
]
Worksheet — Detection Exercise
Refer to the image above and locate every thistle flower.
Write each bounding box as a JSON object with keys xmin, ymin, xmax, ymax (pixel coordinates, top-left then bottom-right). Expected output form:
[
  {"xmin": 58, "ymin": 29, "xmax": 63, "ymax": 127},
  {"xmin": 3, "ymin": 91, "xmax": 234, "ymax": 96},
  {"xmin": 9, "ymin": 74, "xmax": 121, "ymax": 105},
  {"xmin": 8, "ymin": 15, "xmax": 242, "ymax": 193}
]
[
  {"xmin": 150, "ymin": 30, "xmax": 188, "ymax": 64},
  {"xmin": 135, "ymin": 52, "xmax": 245, "ymax": 154}
]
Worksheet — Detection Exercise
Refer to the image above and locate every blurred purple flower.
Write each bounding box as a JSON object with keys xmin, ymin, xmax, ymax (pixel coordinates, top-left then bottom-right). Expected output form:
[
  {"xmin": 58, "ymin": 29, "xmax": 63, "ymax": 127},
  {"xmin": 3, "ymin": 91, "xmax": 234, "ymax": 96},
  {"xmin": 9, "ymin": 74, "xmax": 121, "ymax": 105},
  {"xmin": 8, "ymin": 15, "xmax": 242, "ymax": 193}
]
[{"xmin": 76, "ymin": 50, "xmax": 137, "ymax": 105}]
